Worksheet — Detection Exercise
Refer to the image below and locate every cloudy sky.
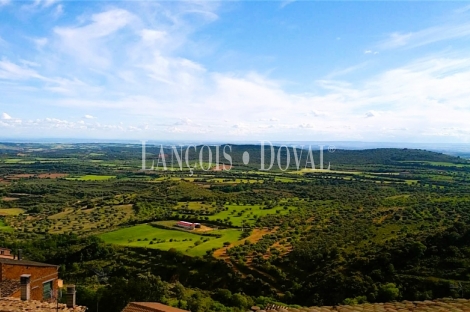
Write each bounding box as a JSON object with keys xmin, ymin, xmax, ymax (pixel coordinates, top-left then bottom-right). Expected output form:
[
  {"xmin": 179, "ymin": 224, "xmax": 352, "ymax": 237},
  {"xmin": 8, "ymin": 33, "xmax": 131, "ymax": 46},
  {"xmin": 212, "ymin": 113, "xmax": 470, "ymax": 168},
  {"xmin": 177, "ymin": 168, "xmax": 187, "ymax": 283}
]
[{"xmin": 1, "ymin": 1, "xmax": 470, "ymax": 142}]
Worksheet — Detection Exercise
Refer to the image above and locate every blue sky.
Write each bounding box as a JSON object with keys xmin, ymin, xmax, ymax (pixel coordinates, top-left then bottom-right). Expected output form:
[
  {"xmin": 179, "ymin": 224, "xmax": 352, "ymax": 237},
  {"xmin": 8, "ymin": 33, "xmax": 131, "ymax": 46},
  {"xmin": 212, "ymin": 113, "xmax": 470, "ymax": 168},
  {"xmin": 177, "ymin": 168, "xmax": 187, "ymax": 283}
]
[{"xmin": 1, "ymin": 1, "xmax": 470, "ymax": 142}]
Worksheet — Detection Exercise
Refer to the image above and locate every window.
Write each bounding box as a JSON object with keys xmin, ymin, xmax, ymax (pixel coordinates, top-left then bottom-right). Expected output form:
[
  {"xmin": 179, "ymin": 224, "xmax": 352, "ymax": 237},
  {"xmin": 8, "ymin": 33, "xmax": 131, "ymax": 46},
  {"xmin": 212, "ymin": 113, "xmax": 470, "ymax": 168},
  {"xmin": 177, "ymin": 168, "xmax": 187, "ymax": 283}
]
[{"xmin": 43, "ymin": 281, "xmax": 53, "ymax": 300}]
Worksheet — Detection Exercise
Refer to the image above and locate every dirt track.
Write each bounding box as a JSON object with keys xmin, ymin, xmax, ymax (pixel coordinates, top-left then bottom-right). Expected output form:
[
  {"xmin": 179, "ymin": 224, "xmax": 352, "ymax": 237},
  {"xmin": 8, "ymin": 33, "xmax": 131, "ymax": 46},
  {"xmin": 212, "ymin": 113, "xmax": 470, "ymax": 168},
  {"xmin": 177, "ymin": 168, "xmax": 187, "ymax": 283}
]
[
  {"xmin": 213, "ymin": 227, "xmax": 277, "ymax": 259},
  {"xmin": 193, "ymin": 225, "xmax": 214, "ymax": 232}
]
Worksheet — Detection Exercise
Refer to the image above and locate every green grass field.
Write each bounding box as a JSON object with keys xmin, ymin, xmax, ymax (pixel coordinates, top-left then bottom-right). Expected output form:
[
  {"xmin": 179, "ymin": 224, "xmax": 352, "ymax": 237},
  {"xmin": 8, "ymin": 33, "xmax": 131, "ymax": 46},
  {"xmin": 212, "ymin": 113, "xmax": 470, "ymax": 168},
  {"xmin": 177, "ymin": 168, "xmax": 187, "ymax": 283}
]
[
  {"xmin": 0, "ymin": 208, "xmax": 25, "ymax": 216},
  {"xmin": 291, "ymin": 169, "xmax": 362, "ymax": 175},
  {"xmin": 3, "ymin": 158, "xmax": 24, "ymax": 163},
  {"xmin": 211, "ymin": 178, "xmax": 263, "ymax": 184},
  {"xmin": 2, "ymin": 157, "xmax": 76, "ymax": 164},
  {"xmin": 206, "ymin": 204, "xmax": 294, "ymax": 226},
  {"xmin": 0, "ymin": 219, "xmax": 13, "ymax": 232},
  {"xmin": 173, "ymin": 201, "xmax": 297, "ymax": 226},
  {"xmin": 99, "ymin": 224, "xmax": 241, "ymax": 256},
  {"xmin": 175, "ymin": 201, "xmax": 215, "ymax": 211},
  {"xmin": 66, "ymin": 175, "xmax": 116, "ymax": 181}
]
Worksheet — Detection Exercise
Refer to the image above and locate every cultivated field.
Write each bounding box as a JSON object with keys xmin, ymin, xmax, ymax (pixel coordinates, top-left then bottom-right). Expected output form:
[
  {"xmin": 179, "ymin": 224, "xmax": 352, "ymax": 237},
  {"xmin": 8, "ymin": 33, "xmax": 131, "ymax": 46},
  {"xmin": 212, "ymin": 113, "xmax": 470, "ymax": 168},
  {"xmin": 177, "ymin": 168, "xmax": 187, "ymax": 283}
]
[
  {"xmin": 66, "ymin": 175, "xmax": 116, "ymax": 181},
  {"xmin": 0, "ymin": 208, "xmax": 25, "ymax": 216},
  {"xmin": 99, "ymin": 224, "xmax": 241, "ymax": 257}
]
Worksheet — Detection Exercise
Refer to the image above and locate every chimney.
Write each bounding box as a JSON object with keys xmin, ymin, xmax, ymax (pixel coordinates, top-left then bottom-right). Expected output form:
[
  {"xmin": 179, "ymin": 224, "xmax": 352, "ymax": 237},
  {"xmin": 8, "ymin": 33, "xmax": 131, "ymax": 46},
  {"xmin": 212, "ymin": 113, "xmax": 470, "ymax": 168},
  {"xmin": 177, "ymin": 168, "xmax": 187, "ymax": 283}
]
[
  {"xmin": 20, "ymin": 274, "xmax": 31, "ymax": 301},
  {"xmin": 17, "ymin": 249, "xmax": 22, "ymax": 261},
  {"xmin": 66, "ymin": 285, "xmax": 76, "ymax": 308}
]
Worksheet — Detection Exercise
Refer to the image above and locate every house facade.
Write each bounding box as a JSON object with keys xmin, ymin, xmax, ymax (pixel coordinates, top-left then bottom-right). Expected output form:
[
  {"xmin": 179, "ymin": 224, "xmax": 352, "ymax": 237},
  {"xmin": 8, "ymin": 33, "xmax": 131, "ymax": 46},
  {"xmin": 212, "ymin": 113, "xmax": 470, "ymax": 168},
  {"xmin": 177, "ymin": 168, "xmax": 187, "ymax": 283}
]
[
  {"xmin": 0, "ymin": 258, "xmax": 59, "ymax": 301},
  {"xmin": 0, "ymin": 248, "xmax": 14, "ymax": 259}
]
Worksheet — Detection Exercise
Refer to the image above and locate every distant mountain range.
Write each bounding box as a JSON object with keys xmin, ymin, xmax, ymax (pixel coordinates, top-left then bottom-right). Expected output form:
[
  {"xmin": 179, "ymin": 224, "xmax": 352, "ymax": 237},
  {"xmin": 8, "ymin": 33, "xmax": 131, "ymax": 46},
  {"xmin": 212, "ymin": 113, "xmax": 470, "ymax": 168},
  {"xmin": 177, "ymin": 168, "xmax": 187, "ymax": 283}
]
[{"xmin": 0, "ymin": 139, "xmax": 469, "ymax": 158}]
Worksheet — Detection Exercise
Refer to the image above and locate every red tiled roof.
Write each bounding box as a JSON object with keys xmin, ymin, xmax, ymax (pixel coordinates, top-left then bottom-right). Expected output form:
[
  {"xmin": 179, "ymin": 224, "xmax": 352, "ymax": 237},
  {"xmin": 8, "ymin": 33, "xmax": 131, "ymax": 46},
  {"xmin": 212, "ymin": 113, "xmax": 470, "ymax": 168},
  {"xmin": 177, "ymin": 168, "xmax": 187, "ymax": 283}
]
[
  {"xmin": 0, "ymin": 297, "xmax": 87, "ymax": 311},
  {"xmin": 287, "ymin": 298, "xmax": 470, "ymax": 312},
  {"xmin": 122, "ymin": 302, "xmax": 189, "ymax": 312}
]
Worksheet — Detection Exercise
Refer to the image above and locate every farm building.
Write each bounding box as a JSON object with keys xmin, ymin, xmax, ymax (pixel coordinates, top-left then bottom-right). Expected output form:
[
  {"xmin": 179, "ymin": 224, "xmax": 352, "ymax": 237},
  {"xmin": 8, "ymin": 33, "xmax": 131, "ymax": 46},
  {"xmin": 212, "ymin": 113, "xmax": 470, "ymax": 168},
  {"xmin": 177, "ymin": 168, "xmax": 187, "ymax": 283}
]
[{"xmin": 176, "ymin": 221, "xmax": 201, "ymax": 230}]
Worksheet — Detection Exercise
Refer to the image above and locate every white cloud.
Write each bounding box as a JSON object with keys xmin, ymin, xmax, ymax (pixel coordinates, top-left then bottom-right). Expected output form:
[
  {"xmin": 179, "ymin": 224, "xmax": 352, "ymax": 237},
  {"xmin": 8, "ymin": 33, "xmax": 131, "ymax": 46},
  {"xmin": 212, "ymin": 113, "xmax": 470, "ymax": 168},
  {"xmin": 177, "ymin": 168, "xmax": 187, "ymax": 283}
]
[
  {"xmin": 173, "ymin": 118, "xmax": 196, "ymax": 126},
  {"xmin": 379, "ymin": 22, "xmax": 470, "ymax": 50},
  {"xmin": 299, "ymin": 123, "xmax": 315, "ymax": 129},
  {"xmin": 21, "ymin": 52, "xmax": 470, "ymax": 141},
  {"xmin": 34, "ymin": 0, "xmax": 60, "ymax": 8},
  {"xmin": 3, "ymin": 3, "xmax": 470, "ymax": 142},
  {"xmin": 0, "ymin": 0, "xmax": 10, "ymax": 6},
  {"xmin": 54, "ymin": 4, "xmax": 63, "ymax": 16},
  {"xmin": 310, "ymin": 110, "xmax": 329, "ymax": 117},
  {"xmin": 0, "ymin": 59, "xmax": 44, "ymax": 80},
  {"xmin": 46, "ymin": 0, "xmax": 59, "ymax": 8},
  {"xmin": 166, "ymin": 127, "xmax": 184, "ymax": 133},
  {"xmin": 325, "ymin": 62, "xmax": 370, "ymax": 80},
  {"xmin": 33, "ymin": 37, "xmax": 48, "ymax": 49},
  {"xmin": 21, "ymin": 0, "xmax": 61, "ymax": 12},
  {"xmin": 20, "ymin": 59, "xmax": 40, "ymax": 67},
  {"xmin": 4, "ymin": 48, "xmax": 470, "ymax": 141},
  {"xmin": 455, "ymin": 5, "xmax": 470, "ymax": 14},
  {"xmin": 140, "ymin": 29, "xmax": 166, "ymax": 43},
  {"xmin": 280, "ymin": 0, "xmax": 296, "ymax": 9},
  {"xmin": 365, "ymin": 111, "xmax": 379, "ymax": 118},
  {"xmin": 54, "ymin": 9, "xmax": 136, "ymax": 67},
  {"xmin": 2, "ymin": 112, "xmax": 12, "ymax": 120}
]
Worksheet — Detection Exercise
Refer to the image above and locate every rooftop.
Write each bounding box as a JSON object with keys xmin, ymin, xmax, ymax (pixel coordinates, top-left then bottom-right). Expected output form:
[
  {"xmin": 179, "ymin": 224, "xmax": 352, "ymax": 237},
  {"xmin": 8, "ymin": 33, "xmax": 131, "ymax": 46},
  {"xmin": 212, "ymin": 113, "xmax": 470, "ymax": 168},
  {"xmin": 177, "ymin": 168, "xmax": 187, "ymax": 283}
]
[
  {"xmin": 0, "ymin": 297, "xmax": 87, "ymax": 312},
  {"xmin": 286, "ymin": 298, "xmax": 470, "ymax": 312},
  {"xmin": 0, "ymin": 248, "xmax": 14, "ymax": 260},
  {"xmin": 122, "ymin": 302, "xmax": 189, "ymax": 312},
  {"xmin": 0, "ymin": 258, "xmax": 59, "ymax": 268}
]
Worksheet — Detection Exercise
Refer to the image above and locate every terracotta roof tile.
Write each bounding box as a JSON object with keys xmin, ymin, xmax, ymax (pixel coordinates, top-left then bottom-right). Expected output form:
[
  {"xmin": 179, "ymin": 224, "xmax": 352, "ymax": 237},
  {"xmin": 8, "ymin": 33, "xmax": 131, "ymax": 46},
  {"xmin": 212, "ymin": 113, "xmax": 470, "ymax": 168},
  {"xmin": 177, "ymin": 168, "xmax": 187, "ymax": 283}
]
[
  {"xmin": 0, "ymin": 297, "xmax": 87, "ymax": 312},
  {"xmin": 122, "ymin": 302, "xmax": 189, "ymax": 312},
  {"xmin": 287, "ymin": 298, "xmax": 470, "ymax": 312}
]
